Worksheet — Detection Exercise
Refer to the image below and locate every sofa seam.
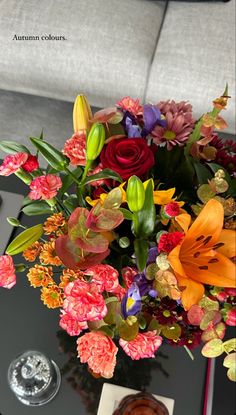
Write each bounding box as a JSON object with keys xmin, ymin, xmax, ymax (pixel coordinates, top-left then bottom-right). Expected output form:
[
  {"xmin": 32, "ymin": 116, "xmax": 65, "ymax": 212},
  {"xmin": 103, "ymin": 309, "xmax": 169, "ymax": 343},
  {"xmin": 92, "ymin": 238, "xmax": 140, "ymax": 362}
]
[{"xmin": 143, "ymin": 0, "xmax": 169, "ymax": 102}]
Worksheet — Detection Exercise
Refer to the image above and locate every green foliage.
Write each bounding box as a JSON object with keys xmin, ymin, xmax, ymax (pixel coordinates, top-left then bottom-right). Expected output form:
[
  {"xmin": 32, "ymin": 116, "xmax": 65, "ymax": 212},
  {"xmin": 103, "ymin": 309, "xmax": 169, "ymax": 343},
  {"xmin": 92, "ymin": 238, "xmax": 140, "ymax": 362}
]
[
  {"xmin": 0, "ymin": 140, "xmax": 30, "ymax": 154},
  {"xmin": 6, "ymin": 224, "xmax": 43, "ymax": 255},
  {"xmin": 30, "ymin": 136, "xmax": 69, "ymax": 171}
]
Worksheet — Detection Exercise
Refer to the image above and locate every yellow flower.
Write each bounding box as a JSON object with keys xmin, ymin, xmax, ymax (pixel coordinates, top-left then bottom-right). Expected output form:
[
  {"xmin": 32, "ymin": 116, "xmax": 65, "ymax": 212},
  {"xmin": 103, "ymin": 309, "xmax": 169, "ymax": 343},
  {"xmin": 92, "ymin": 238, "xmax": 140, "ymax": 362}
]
[
  {"xmin": 43, "ymin": 212, "xmax": 66, "ymax": 235},
  {"xmin": 39, "ymin": 241, "xmax": 62, "ymax": 266},
  {"xmin": 41, "ymin": 285, "xmax": 64, "ymax": 308},
  {"xmin": 27, "ymin": 265, "xmax": 53, "ymax": 288},
  {"xmin": 23, "ymin": 241, "xmax": 42, "ymax": 262}
]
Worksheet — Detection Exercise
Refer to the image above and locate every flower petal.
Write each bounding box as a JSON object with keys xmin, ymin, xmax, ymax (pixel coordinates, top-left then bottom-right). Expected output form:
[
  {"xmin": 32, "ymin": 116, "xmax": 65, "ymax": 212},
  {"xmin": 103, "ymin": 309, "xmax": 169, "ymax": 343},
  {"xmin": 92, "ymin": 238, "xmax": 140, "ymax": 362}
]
[
  {"xmin": 168, "ymin": 244, "xmax": 188, "ymax": 278},
  {"xmin": 183, "ymin": 199, "xmax": 224, "ymax": 252},
  {"xmin": 217, "ymin": 229, "xmax": 236, "ymax": 258},
  {"xmin": 177, "ymin": 276, "xmax": 205, "ymax": 311},
  {"xmin": 175, "ymin": 213, "xmax": 191, "ymax": 233},
  {"xmin": 153, "ymin": 188, "xmax": 176, "ymax": 205},
  {"xmin": 184, "ymin": 252, "xmax": 236, "ymax": 288}
]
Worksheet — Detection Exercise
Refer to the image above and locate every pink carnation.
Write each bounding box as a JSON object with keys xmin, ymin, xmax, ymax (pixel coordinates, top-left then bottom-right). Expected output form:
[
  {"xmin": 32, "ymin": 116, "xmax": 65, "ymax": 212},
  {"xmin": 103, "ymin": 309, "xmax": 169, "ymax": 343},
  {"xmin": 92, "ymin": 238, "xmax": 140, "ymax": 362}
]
[
  {"xmin": 63, "ymin": 132, "xmax": 86, "ymax": 166},
  {"xmin": 0, "ymin": 255, "xmax": 16, "ymax": 289},
  {"xmin": 121, "ymin": 267, "xmax": 138, "ymax": 289},
  {"xmin": 84, "ymin": 264, "xmax": 119, "ymax": 293},
  {"xmin": 164, "ymin": 201, "xmax": 180, "ymax": 218},
  {"xmin": 87, "ymin": 164, "xmax": 105, "ymax": 186},
  {"xmin": 59, "ymin": 310, "xmax": 88, "ymax": 336},
  {"xmin": 63, "ymin": 279, "xmax": 107, "ymax": 322},
  {"xmin": 117, "ymin": 96, "xmax": 142, "ymax": 116},
  {"xmin": 111, "ymin": 284, "xmax": 126, "ymax": 301},
  {"xmin": 77, "ymin": 331, "xmax": 118, "ymax": 378},
  {"xmin": 0, "ymin": 153, "xmax": 28, "ymax": 176},
  {"xmin": 29, "ymin": 175, "xmax": 62, "ymax": 200},
  {"xmin": 119, "ymin": 331, "xmax": 162, "ymax": 360}
]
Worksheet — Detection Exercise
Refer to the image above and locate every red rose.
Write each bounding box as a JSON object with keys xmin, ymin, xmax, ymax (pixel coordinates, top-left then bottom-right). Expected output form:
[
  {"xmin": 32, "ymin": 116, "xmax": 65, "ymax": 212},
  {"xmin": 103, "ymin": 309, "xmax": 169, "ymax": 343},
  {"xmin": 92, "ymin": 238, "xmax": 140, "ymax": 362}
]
[{"xmin": 100, "ymin": 138, "xmax": 155, "ymax": 180}]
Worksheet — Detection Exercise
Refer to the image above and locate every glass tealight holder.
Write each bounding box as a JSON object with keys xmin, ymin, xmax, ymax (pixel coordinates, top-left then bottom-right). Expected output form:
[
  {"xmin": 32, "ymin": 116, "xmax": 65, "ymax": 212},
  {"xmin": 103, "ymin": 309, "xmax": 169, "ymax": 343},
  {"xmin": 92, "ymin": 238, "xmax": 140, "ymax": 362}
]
[{"xmin": 7, "ymin": 350, "xmax": 61, "ymax": 406}]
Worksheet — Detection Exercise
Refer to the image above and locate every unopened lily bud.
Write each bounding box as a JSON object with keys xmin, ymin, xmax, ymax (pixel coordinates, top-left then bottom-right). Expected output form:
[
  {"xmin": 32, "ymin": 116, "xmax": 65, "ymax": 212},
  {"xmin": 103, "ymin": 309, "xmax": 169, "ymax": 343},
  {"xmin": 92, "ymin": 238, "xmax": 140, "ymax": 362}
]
[
  {"xmin": 73, "ymin": 94, "xmax": 92, "ymax": 133},
  {"xmin": 86, "ymin": 122, "xmax": 105, "ymax": 161},
  {"xmin": 7, "ymin": 217, "xmax": 20, "ymax": 227},
  {"xmin": 15, "ymin": 263, "xmax": 26, "ymax": 272},
  {"xmin": 126, "ymin": 175, "xmax": 145, "ymax": 213}
]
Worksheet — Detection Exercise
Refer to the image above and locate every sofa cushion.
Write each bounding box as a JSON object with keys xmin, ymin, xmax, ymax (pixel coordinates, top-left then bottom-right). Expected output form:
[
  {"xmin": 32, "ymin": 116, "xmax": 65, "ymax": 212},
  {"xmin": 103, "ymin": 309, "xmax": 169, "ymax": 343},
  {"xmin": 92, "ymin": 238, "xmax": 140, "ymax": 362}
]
[
  {"xmin": 0, "ymin": 0, "xmax": 166, "ymax": 108},
  {"xmin": 145, "ymin": 0, "xmax": 235, "ymax": 134}
]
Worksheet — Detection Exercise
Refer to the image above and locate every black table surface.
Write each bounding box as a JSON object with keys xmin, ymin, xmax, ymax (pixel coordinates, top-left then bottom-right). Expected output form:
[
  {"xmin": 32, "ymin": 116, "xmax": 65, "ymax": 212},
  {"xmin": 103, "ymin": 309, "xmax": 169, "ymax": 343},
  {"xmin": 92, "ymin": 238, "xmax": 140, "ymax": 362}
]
[{"xmin": 0, "ymin": 174, "xmax": 235, "ymax": 415}]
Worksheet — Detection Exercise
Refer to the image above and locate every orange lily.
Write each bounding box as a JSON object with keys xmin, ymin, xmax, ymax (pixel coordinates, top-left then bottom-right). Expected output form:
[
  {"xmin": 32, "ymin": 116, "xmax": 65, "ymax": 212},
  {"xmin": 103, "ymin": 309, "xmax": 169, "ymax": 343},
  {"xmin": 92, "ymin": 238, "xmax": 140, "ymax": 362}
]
[{"xmin": 168, "ymin": 199, "xmax": 236, "ymax": 310}]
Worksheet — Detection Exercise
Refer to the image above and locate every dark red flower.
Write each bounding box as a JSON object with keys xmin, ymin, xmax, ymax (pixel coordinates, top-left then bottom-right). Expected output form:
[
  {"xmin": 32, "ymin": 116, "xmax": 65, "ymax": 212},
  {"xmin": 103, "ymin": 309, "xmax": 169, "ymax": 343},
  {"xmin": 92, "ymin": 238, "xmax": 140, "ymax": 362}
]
[
  {"xmin": 22, "ymin": 155, "xmax": 39, "ymax": 172},
  {"xmin": 158, "ymin": 232, "xmax": 184, "ymax": 254},
  {"xmin": 100, "ymin": 138, "xmax": 155, "ymax": 180}
]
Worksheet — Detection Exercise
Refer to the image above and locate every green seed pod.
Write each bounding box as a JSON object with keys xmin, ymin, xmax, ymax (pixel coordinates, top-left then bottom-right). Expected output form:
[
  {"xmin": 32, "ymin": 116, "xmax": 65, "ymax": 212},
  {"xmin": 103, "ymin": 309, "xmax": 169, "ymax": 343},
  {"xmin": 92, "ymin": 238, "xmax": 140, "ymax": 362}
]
[
  {"xmin": 118, "ymin": 237, "xmax": 130, "ymax": 248},
  {"xmin": 86, "ymin": 122, "xmax": 105, "ymax": 161},
  {"xmin": 126, "ymin": 175, "xmax": 145, "ymax": 213}
]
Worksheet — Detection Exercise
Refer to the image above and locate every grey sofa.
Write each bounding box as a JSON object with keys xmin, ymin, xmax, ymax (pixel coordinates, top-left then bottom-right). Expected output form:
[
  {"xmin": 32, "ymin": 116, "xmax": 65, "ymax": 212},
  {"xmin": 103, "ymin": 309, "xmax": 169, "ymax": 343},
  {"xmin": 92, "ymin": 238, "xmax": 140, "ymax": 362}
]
[{"xmin": 0, "ymin": 0, "xmax": 235, "ymax": 156}]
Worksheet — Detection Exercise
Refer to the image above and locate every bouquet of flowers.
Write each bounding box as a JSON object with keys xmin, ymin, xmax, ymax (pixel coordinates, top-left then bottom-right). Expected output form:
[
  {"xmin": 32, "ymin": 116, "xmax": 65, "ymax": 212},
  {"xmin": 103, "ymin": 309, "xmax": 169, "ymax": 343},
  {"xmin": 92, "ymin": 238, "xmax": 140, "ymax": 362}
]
[{"xmin": 0, "ymin": 87, "xmax": 235, "ymax": 381}]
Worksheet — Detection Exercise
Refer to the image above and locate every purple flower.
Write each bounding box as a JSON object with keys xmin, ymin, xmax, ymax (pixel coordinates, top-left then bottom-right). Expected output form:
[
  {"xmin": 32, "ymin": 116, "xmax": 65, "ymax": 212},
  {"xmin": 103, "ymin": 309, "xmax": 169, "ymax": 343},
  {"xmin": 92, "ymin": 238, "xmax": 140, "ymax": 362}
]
[
  {"xmin": 121, "ymin": 283, "xmax": 142, "ymax": 318},
  {"xmin": 134, "ymin": 273, "xmax": 153, "ymax": 296},
  {"xmin": 147, "ymin": 247, "xmax": 158, "ymax": 265},
  {"xmin": 122, "ymin": 111, "xmax": 141, "ymax": 138},
  {"xmin": 142, "ymin": 105, "xmax": 167, "ymax": 137}
]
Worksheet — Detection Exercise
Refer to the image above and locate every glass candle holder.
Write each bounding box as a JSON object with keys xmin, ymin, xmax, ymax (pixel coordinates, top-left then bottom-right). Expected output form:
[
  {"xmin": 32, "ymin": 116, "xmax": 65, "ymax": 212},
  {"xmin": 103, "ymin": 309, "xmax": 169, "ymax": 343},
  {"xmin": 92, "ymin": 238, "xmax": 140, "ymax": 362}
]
[
  {"xmin": 7, "ymin": 350, "xmax": 61, "ymax": 406},
  {"xmin": 112, "ymin": 391, "xmax": 169, "ymax": 415}
]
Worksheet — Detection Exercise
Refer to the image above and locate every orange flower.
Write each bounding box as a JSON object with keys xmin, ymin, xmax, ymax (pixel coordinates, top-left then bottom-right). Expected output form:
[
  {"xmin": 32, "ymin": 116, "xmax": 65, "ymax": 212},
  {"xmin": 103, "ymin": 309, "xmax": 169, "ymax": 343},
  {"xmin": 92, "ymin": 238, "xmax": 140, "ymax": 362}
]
[
  {"xmin": 23, "ymin": 242, "xmax": 42, "ymax": 262},
  {"xmin": 27, "ymin": 265, "xmax": 54, "ymax": 288},
  {"xmin": 43, "ymin": 213, "xmax": 66, "ymax": 235},
  {"xmin": 59, "ymin": 268, "xmax": 84, "ymax": 289},
  {"xmin": 168, "ymin": 199, "xmax": 236, "ymax": 310},
  {"xmin": 41, "ymin": 285, "xmax": 63, "ymax": 308},
  {"xmin": 40, "ymin": 241, "xmax": 62, "ymax": 266}
]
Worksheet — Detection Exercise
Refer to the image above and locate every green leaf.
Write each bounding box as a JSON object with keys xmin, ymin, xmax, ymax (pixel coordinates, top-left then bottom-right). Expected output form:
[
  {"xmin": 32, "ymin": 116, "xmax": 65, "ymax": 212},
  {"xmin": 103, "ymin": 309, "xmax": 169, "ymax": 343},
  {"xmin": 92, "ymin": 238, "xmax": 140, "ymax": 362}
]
[
  {"xmin": 223, "ymin": 352, "xmax": 236, "ymax": 369},
  {"xmin": 147, "ymin": 318, "xmax": 162, "ymax": 334},
  {"xmin": 134, "ymin": 180, "xmax": 155, "ymax": 238},
  {"xmin": 22, "ymin": 201, "xmax": 53, "ymax": 216},
  {"xmin": 207, "ymin": 163, "xmax": 231, "ymax": 184},
  {"xmin": 118, "ymin": 318, "xmax": 139, "ymax": 341},
  {"xmin": 104, "ymin": 298, "xmax": 120, "ymax": 325},
  {"xmin": 199, "ymin": 296, "xmax": 219, "ymax": 311},
  {"xmin": 59, "ymin": 167, "xmax": 82, "ymax": 195},
  {"xmin": 227, "ymin": 366, "xmax": 236, "ymax": 382},
  {"xmin": 201, "ymin": 339, "xmax": 224, "ymax": 358},
  {"xmin": 134, "ymin": 239, "xmax": 148, "ymax": 272},
  {"xmin": 223, "ymin": 338, "xmax": 236, "ymax": 354},
  {"xmin": 97, "ymin": 326, "xmax": 114, "ymax": 338},
  {"xmin": 193, "ymin": 161, "xmax": 213, "ymax": 185},
  {"xmin": 0, "ymin": 140, "xmax": 30, "ymax": 154},
  {"xmin": 119, "ymin": 208, "xmax": 133, "ymax": 220},
  {"xmin": 6, "ymin": 224, "xmax": 43, "ymax": 255},
  {"xmin": 63, "ymin": 195, "xmax": 79, "ymax": 212},
  {"xmin": 162, "ymin": 323, "xmax": 181, "ymax": 340},
  {"xmin": 200, "ymin": 310, "xmax": 221, "ymax": 330},
  {"xmin": 30, "ymin": 136, "xmax": 69, "ymax": 171},
  {"xmin": 82, "ymin": 168, "xmax": 122, "ymax": 185}
]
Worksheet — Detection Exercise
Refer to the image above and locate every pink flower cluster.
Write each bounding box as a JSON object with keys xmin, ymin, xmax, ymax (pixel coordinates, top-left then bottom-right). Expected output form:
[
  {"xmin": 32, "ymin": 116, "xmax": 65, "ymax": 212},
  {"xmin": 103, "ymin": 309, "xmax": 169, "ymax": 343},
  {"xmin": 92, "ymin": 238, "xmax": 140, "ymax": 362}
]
[
  {"xmin": 0, "ymin": 153, "xmax": 39, "ymax": 176},
  {"xmin": 63, "ymin": 132, "xmax": 86, "ymax": 166},
  {"xmin": 59, "ymin": 310, "xmax": 88, "ymax": 336},
  {"xmin": 119, "ymin": 331, "xmax": 162, "ymax": 360},
  {"xmin": 85, "ymin": 264, "xmax": 119, "ymax": 293},
  {"xmin": 77, "ymin": 331, "xmax": 118, "ymax": 378},
  {"xmin": 29, "ymin": 175, "xmax": 62, "ymax": 200},
  {"xmin": 63, "ymin": 279, "xmax": 107, "ymax": 322},
  {"xmin": 0, "ymin": 255, "xmax": 16, "ymax": 289},
  {"xmin": 117, "ymin": 96, "xmax": 142, "ymax": 116}
]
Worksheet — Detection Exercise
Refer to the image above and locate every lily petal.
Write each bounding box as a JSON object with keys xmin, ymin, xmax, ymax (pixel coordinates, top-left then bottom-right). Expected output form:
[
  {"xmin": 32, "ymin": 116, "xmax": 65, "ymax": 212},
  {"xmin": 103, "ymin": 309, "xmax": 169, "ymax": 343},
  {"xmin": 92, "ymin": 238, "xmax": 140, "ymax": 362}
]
[
  {"xmin": 217, "ymin": 229, "xmax": 236, "ymax": 258},
  {"xmin": 177, "ymin": 275, "xmax": 205, "ymax": 310},
  {"xmin": 168, "ymin": 245, "xmax": 188, "ymax": 278},
  {"xmin": 183, "ymin": 199, "xmax": 224, "ymax": 251},
  {"xmin": 153, "ymin": 188, "xmax": 176, "ymax": 205},
  {"xmin": 175, "ymin": 213, "xmax": 191, "ymax": 234}
]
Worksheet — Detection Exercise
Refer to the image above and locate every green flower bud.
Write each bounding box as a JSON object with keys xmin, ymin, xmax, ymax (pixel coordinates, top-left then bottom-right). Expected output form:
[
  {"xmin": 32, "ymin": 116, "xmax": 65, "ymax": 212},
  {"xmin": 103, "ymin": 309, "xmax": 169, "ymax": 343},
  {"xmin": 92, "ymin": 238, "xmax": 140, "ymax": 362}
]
[
  {"xmin": 118, "ymin": 236, "xmax": 130, "ymax": 248},
  {"xmin": 7, "ymin": 217, "xmax": 20, "ymax": 227},
  {"xmin": 126, "ymin": 175, "xmax": 145, "ymax": 212},
  {"xmin": 86, "ymin": 122, "xmax": 105, "ymax": 161},
  {"xmin": 15, "ymin": 263, "xmax": 26, "ymax": 272},
  {"xmin": 73, "ymin": 94, "xmax": 92, "ymax": 132}
]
